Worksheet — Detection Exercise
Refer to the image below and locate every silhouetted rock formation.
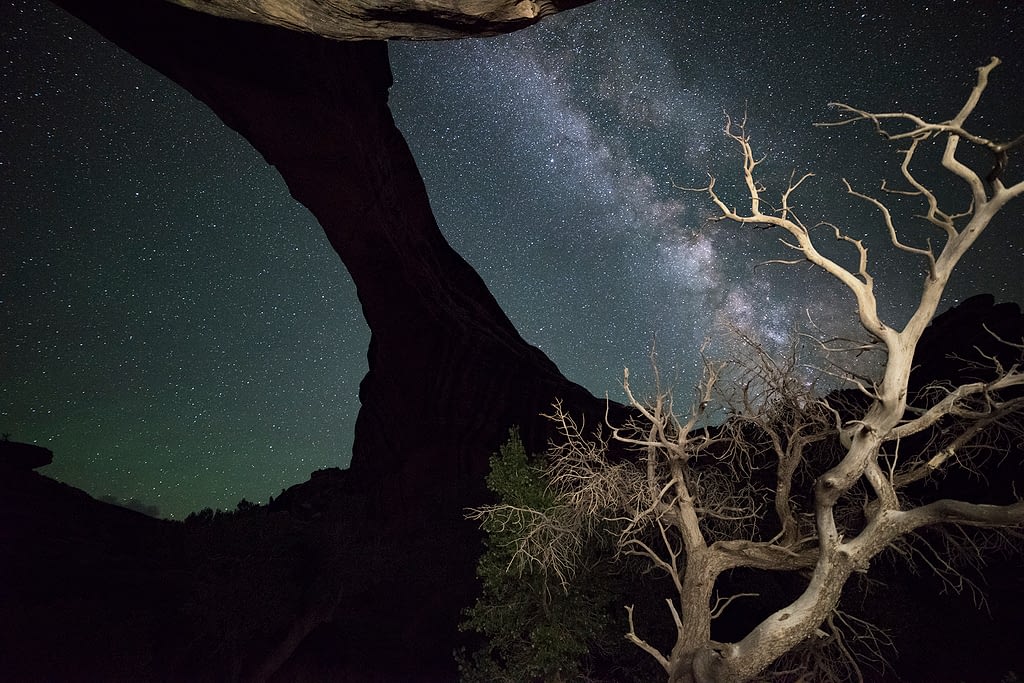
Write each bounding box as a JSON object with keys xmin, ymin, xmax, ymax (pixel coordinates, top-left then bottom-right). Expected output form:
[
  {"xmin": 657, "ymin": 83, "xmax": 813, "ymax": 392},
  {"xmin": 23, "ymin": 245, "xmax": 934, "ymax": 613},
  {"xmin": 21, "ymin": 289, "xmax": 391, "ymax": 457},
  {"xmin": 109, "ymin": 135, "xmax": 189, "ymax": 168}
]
[
  {"xmin": 0, "ymin": 468, "xmax": 184, "ymax": 681},
  {"xmin": 50, "ymin": 0, "xmax": 614, "ymax": 521},
  {"xmin": 910, "ymin": 293, "xmax": 1024, "ymax": 392},
  {"xmin": 40, "ymin": 0, "xmax": 621, "ymax": 679},
  {"xmin": 164, "ymin": 0, "xmax": 594, "ymax": 40},
  {"xmin": 0, "ymin": 438, "xmax": 53, "ymax": 470},
  {"xmin": 3, "ymin": 297, "xmax": 1021, "ymax": 681}
]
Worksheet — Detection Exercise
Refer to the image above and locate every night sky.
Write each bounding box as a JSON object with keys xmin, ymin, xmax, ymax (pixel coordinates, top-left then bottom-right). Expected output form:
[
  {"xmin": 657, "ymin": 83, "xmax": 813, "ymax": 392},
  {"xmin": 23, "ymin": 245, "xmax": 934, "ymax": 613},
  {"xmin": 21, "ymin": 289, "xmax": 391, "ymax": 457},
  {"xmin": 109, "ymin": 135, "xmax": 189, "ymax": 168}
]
[{"xmin": 2, "ymin": 0, "xmax": 1022, "ymax": 519}]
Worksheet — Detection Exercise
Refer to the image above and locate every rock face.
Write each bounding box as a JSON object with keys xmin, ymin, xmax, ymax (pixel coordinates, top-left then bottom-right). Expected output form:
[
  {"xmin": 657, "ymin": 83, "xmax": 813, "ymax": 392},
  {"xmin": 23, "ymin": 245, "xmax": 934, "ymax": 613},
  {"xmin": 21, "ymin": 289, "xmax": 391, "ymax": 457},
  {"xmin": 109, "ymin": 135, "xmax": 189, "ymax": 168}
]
[
  {"xmin": 44, "ymin": 0, "xmax": 620, "ymax": 679},
  {"xmin": 166, "ymin": 0, "xmax": 594, "ymax": 40}
]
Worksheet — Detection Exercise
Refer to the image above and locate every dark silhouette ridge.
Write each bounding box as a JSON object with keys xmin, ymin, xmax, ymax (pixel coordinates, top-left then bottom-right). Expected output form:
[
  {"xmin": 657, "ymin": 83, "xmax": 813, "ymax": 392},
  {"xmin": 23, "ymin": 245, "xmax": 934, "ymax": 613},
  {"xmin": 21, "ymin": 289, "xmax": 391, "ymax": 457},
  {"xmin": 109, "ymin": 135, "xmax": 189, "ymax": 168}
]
[
  {"xmin": 0, "ymin": 438, "xmax": 53, "ymax": 470},
  {"xmin": 3, "ymin": 298, "xmax": 1022, "ymax": 681},
  {"xmin": 0, "ymin": 468, "xmax": 184, "ymax": 680}
]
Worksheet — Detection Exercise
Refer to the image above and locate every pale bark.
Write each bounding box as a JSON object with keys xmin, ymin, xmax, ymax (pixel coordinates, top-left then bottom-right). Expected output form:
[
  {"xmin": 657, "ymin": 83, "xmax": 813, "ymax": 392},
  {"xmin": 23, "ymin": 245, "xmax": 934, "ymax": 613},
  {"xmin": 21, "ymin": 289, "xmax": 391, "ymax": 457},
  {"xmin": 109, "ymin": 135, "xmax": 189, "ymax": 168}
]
[
  {"xmin": 676, "ymin": 57, "xmax": 1024, "ymax": 683},
  {"xmin": 469, "ymin": 58, "xmax": 1024, "ymax": 683}
]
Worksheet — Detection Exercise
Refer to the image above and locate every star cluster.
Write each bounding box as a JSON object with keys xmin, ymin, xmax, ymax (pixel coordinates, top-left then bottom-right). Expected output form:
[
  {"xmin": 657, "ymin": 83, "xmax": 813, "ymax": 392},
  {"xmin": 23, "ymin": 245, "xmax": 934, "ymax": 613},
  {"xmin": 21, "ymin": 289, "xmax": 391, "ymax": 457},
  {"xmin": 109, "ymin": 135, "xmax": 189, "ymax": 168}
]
[{"xmin": 2, "ymin": 0, "xmax": 1022, "ymax": 518}]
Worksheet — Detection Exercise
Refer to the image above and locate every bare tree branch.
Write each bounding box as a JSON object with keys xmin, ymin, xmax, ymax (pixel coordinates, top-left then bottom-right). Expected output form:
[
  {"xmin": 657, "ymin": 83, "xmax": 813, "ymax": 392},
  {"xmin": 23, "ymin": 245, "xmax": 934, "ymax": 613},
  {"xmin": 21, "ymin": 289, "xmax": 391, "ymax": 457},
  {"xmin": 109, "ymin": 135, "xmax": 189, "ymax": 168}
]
[{"xmin": 467, "ymin": 58, "xmax": 1023, "ymax": 683}]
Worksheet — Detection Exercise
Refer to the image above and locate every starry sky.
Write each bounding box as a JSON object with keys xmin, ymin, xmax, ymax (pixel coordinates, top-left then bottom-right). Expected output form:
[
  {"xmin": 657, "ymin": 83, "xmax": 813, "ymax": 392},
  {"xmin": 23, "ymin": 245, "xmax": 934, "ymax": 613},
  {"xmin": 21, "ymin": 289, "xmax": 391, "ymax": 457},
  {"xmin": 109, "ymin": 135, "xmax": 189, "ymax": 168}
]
[{"xmin": 2, "ymin": 0, "xmax": 1022, "ymax": 519}]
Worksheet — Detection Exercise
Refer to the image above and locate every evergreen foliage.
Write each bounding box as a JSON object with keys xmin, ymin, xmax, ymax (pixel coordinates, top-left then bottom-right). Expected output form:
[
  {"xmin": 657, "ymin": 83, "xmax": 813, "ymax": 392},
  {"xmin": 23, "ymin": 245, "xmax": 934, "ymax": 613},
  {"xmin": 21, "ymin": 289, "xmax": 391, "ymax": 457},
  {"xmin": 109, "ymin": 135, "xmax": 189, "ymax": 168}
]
[{"xmin": 458, "ymin": 429, "xmax": 618, "ymax": 682}]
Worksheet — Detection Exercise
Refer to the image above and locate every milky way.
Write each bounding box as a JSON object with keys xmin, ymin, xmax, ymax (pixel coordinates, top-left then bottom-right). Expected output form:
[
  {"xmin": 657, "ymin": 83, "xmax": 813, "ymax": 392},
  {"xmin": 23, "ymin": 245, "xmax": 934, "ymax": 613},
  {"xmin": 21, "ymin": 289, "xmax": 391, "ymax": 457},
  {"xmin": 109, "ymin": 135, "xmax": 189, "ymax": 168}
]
[
  {"xmin": 389, "ymin": 0, "xmax": 1024, "ymax": 393},
  {"xmin": 3, "ymin": 0, "xmax": 1022, "ymax": 517}
]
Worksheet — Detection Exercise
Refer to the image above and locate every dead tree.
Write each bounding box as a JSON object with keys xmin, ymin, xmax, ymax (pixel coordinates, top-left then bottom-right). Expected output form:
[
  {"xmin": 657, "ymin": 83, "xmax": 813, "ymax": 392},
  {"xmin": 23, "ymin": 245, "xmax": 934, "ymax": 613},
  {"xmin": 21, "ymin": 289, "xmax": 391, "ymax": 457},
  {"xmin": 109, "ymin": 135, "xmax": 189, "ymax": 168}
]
[{"xmin": 470, "ymin": 58, "xmax": 1024, "ymax": 682}]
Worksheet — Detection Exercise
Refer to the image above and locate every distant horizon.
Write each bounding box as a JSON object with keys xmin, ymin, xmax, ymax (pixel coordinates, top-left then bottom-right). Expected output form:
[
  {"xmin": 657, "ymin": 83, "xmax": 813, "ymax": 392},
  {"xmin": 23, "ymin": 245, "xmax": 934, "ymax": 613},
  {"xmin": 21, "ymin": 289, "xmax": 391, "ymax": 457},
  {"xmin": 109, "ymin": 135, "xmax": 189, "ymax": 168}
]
[{"xmin": 14, "ymin": 292, "xmax": 1023, "ymax": 521}]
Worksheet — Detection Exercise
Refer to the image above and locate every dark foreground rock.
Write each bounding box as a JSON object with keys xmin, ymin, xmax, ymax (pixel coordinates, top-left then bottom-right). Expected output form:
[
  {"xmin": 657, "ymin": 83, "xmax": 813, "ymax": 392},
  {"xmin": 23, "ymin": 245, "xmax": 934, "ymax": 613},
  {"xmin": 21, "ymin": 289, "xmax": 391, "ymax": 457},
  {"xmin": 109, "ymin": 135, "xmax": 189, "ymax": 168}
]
[
  {"xmin": 2, "ymin": 303, "xmax": 1023, "ymax": 681},
  {"xmin": 0, "ymin": 439, "xmax": 53, "ymax": 470}
]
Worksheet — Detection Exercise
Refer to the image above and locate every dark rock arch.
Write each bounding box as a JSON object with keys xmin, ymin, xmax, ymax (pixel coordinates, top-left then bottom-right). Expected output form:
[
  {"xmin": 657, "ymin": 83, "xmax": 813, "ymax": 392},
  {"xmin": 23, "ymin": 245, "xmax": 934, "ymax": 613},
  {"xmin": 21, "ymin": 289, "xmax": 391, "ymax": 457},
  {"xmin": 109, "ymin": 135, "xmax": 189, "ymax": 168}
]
[{"xmin": 41, "ymin": 0, "xmax": 620, "ymax": 678}]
